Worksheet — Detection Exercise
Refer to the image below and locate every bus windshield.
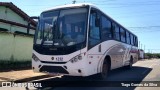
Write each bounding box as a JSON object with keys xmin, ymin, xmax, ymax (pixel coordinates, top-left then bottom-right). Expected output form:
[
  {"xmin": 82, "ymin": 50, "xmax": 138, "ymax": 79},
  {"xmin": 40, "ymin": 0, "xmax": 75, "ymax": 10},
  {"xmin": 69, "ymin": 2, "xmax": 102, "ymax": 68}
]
[{"xmin": 35, "ymin": 8, "xmax": 88, "ymax": 47}]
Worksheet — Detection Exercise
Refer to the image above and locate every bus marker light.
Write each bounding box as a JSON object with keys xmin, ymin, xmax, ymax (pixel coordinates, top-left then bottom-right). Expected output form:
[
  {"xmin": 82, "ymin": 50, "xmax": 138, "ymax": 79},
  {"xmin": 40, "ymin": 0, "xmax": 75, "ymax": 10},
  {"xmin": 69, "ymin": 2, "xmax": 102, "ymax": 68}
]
[
  {"xmin": 51, "ymin": 57, "xmax": 54, "ymax": 60},
  {"xmin": 78, "ymin": 69, "xmax": 81, "ymax": 73},
  {"xmin": 90, "ymin": 56, "xmax": 93, "ymax": 58}
]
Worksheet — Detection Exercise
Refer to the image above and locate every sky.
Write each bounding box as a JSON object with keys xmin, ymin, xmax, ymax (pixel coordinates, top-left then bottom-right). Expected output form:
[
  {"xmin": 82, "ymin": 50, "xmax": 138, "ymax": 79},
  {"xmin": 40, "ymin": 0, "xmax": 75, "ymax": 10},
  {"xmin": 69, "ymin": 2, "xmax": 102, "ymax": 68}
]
[{"xmin": 2, "ymin": 0, "xmax": 160, "ymax": 53}]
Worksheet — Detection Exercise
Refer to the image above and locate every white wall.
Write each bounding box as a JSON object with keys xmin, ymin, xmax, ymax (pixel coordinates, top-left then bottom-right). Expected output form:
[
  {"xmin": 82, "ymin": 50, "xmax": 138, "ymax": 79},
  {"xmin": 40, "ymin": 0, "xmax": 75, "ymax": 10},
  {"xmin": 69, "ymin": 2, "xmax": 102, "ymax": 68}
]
[
  {"xmin": 0, "ymin": 6, "xmax": 36, "ymax": 61},
  {"xmin": 0, "ymin": 6, "xmax": 28, "ymax": 25}
]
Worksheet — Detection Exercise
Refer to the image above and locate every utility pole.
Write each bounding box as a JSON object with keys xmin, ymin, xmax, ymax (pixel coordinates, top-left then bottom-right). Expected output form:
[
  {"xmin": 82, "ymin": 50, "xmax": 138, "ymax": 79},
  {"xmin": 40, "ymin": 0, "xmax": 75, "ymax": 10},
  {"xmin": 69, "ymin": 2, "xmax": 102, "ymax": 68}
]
[
  {"xmin": 72, "ymin": 0, "xmax": 76, "ymax": 4},
  {"xmin": 144, "ymin": 45, "xmax": 145, "ymax": 59},
  {"xmin": 139, "ymin": 41, "xmax": 140, "ymax": 49},
  {"xmin": 144, "ymin": 45, "xmax": 145, "ymax": 53}
]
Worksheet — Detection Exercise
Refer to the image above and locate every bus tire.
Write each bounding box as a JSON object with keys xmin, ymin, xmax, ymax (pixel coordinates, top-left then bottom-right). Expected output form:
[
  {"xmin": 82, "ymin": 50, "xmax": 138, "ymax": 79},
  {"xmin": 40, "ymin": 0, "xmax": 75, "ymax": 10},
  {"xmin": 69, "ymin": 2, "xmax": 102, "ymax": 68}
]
[
  {"xmin": 125, "ymin": 57, "xmax": 133, "ymax": 69},
  {"xmin": 97, "ymin": 59, "xmax": 110, "ymax": 80}
]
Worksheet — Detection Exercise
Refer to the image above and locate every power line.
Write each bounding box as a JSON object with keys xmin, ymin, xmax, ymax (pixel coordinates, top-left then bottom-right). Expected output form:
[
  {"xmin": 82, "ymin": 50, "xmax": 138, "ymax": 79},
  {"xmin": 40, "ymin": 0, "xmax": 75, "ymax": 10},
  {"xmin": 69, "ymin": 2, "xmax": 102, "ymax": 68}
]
[
  {"xmin": 95, "ymin": 2, "xmax": 157, "ymax": 5},
  {"xmin": 132, "ymin": 30, "xmax": 160, "ymax": 33},
  {"xmin": 15, "ymin": 0, "xmax": 160, "ymax": 7},
  {"xmin": 128, "ymin": 26, "xmax": 160, "ymax": 29}
]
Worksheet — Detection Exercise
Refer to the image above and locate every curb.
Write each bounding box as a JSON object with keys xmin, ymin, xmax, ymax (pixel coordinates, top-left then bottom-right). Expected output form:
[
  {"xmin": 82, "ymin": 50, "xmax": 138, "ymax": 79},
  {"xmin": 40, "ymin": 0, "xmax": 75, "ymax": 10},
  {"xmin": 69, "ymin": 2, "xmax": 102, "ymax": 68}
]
[
  {"xmin": 14, "ymin": 75, "xmax": 54, "ymax": 82},
  {"xmin": 0, "ymin": 75, "xmax": 55, "ymax": 83},
  {"xmin": 0, "ymin": 77, "xmax": 14, "ymax": 81}
]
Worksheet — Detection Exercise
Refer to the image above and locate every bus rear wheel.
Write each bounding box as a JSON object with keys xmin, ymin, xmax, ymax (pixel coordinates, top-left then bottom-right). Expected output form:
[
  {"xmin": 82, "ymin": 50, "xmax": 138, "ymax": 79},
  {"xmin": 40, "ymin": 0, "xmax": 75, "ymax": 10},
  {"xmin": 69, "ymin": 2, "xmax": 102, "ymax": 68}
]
[{"xmin": 125, "ymin": 57, "xmax": 133, "ymax": 69}]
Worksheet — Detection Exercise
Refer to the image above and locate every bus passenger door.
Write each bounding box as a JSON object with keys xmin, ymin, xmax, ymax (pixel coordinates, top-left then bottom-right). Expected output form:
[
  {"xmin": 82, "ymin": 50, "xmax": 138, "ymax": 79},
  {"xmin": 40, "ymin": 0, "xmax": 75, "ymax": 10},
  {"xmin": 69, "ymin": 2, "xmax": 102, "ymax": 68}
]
[
  {"xmin": 89, "ymin": 11, "xmax": 101, "ymax": 48},
  {"xmin": 87, "ymin": 9, "xmax": 103, "ymax": 74},
  {"xmin": 88, "ymin": 9, "xmax": 102, "ymax": 52}
]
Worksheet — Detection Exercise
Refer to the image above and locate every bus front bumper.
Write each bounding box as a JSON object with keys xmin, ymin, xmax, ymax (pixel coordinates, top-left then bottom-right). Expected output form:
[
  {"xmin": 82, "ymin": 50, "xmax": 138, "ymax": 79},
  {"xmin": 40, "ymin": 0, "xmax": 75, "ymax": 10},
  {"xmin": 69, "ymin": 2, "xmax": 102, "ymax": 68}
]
[{"xmin": 32, "ymin": 59, "xmax": 89, "ymax": 77}]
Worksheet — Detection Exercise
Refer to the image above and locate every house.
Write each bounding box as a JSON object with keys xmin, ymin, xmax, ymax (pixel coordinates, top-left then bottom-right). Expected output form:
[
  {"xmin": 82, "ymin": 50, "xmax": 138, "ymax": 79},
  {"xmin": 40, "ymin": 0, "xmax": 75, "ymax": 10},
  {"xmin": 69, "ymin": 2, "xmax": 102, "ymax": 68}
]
[
  {"xmin": 0, "ymin": 2, "xmax": 36, "ymax": 34},
  {"xmin": 0, "ymin": 2, "xmax": 37, "ymax": 61}
]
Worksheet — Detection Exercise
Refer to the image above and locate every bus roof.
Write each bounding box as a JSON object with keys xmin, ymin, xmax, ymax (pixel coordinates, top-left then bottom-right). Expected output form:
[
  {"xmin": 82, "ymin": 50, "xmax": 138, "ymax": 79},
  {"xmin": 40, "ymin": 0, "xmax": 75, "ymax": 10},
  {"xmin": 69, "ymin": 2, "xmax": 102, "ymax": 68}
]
[
  {"xmin": 42, "ymin": 3, "xmax": 137, "ymax": 37},
  {"xmin": 43, "ymin": 3, "xmax": 96, "ymax": 13}
]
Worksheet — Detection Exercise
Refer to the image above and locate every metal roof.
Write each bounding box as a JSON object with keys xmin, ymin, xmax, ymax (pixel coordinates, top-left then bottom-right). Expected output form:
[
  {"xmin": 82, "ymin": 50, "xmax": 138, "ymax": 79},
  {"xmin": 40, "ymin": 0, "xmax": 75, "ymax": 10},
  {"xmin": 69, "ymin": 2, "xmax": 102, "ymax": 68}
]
[{"xmin": 0, "ymin": 2, "xmax": 37, "ymax": 27}]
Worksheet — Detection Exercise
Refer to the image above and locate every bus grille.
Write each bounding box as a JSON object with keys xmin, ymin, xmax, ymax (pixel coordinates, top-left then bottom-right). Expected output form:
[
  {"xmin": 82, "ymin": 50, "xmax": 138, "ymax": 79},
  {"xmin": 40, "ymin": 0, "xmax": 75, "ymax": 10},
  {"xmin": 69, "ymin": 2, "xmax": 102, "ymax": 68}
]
[{"xmin": 39, "ymin": 66, "xmax": 69, "ymax": 74}]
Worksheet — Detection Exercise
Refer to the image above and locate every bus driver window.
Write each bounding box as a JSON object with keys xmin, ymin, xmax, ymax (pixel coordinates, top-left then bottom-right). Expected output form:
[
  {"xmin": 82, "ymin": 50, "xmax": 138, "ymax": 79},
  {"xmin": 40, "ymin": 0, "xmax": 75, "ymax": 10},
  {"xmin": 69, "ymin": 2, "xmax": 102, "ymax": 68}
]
[{"xmin": 89, "ymin": 10, "xmax": 101, "ymax": 48}]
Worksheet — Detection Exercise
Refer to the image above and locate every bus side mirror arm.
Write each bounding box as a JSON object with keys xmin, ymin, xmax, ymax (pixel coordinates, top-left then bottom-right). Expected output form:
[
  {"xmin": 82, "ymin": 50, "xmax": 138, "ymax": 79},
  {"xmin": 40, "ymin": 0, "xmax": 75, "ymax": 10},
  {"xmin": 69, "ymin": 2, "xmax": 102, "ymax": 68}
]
[
  {"xmin": 27, "ymin": 16, "xmax": 39, "ymax": 34},
  {"xmin": 30, "ymin": 16, "xmax": 39, "ymax": 20}
]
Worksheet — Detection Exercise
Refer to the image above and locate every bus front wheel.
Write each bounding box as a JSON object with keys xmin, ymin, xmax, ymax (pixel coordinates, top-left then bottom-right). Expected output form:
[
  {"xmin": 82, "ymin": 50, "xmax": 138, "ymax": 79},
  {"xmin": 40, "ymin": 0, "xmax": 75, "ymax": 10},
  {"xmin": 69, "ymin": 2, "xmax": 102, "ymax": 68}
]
[{"xmin": 97, "ymin": 59, "xmax": 110, "ymax": 80}]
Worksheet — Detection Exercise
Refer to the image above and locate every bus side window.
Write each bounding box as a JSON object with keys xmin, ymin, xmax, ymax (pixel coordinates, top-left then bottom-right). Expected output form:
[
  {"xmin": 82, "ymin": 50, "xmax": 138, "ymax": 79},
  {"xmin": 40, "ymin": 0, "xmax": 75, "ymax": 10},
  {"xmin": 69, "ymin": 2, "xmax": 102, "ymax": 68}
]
[
  {"xmin": 135, "ymin": 37, "xmax": 138, "ymax": 46},
  {"xmin": 101, "ymin": 15, "xmax": 112, "ymax": 40},
  {"xmin": 120, "ymin": 28, "xmax": 126, "ymax": 42},
  {"xmin": 112, "ymin": 23, "xmax": 120, "ymax": 40},
  {"xmin": 134, "ymin": 36, "xmax": 138, "ymax": 46},
  {"xmin": 89, "ymin": 10, "xmax": 101, "ymax": 48},
  {"xmin": 130, "ymin": 34, "xmax": 134, "ymax": 45},
  {"xmin": 126, "ymin": 31, "xmax": 130, "ymax": 44}
]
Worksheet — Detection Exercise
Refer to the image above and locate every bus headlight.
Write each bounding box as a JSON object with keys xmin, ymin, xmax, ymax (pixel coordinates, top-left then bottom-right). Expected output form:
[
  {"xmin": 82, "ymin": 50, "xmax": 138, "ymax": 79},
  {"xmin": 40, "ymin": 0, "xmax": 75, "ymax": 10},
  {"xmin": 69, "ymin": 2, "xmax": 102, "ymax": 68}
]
[
  {"xmin": 70, "ymin": 54, "xmax": 82, "ymax": 63},
  {"xmin": 32, "ymin": 53, "xmax": 40, "ymax": 62}
]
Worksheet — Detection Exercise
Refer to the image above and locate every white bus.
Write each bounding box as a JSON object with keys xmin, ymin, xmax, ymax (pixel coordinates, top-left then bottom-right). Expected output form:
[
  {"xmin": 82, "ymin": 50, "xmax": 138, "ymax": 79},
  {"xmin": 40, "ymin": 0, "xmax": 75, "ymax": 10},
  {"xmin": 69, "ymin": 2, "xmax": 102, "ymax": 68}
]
[{"xmin": 32, "ymin": 3, "xmax": 138, "ymax": 79}]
